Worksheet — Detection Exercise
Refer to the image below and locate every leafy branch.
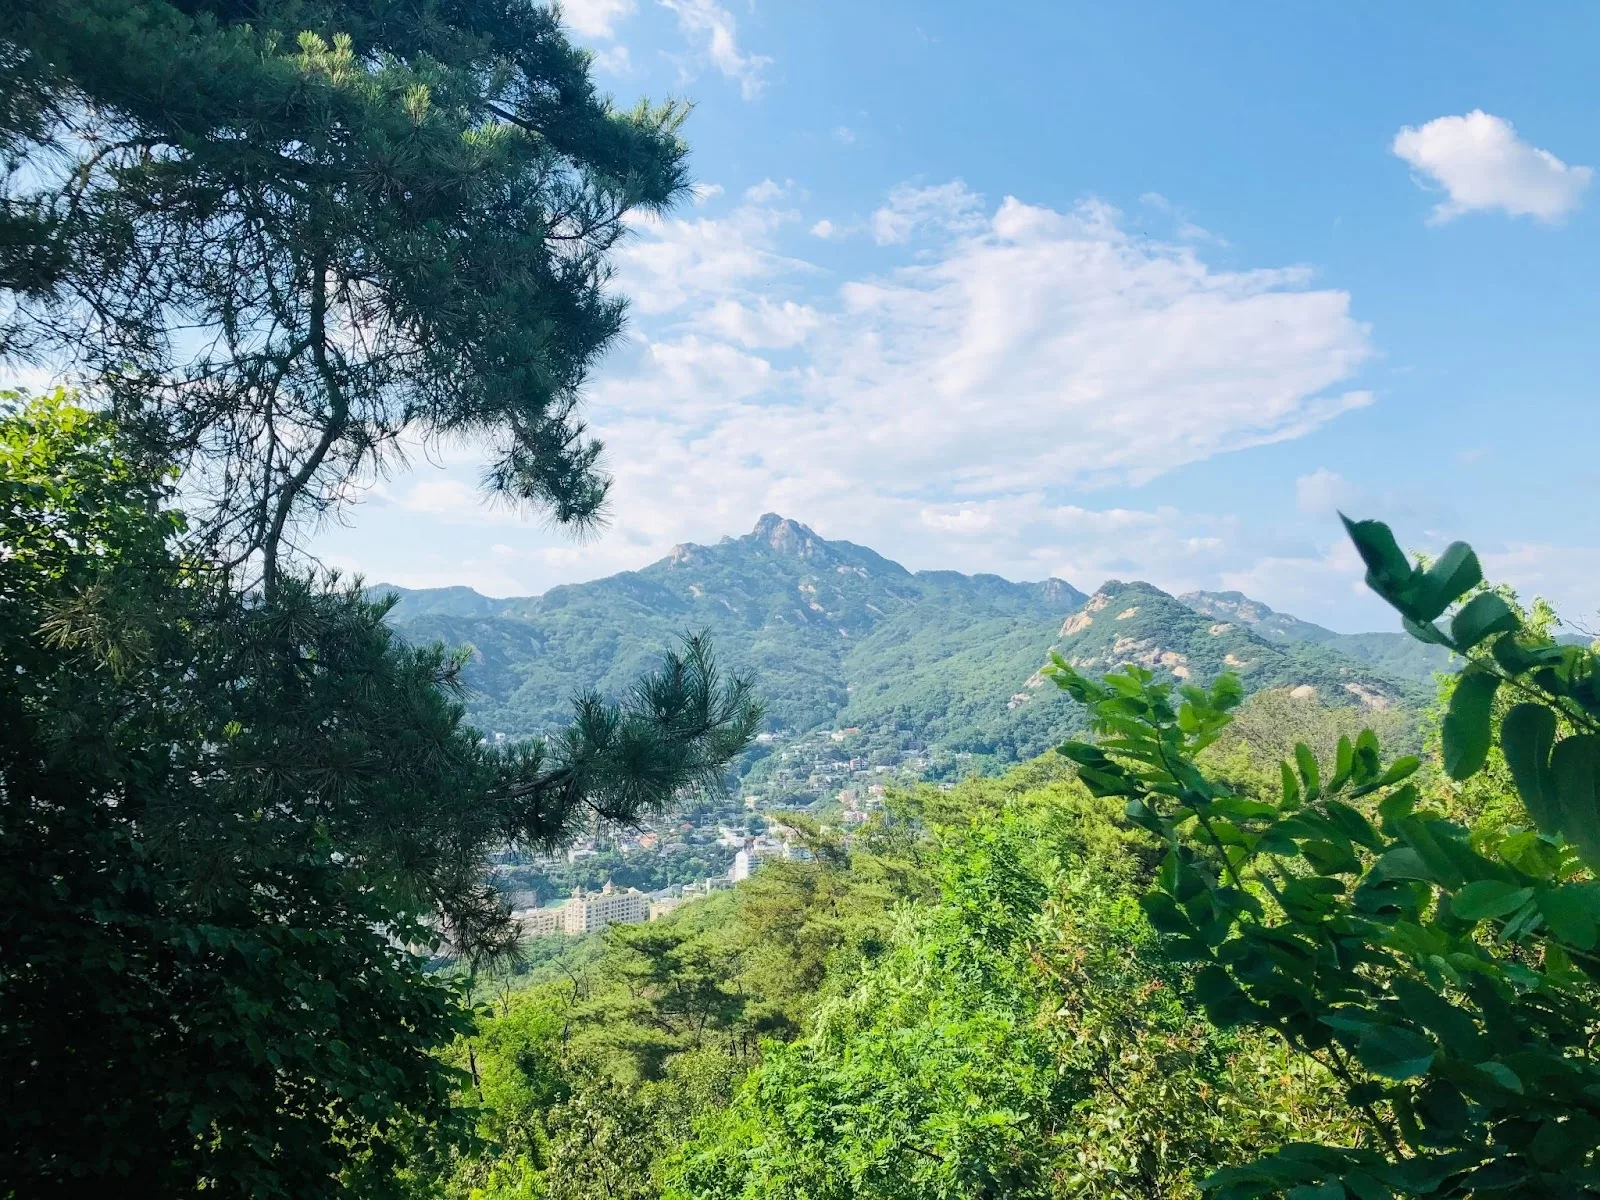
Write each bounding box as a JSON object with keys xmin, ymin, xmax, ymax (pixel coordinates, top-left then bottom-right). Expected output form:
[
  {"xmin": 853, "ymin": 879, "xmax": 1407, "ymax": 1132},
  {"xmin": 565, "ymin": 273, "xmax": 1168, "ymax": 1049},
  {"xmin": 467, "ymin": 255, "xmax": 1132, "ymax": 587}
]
[{"xmin": 1045, "ymin": 516, "xmax": 1600, "ymax": 1198}]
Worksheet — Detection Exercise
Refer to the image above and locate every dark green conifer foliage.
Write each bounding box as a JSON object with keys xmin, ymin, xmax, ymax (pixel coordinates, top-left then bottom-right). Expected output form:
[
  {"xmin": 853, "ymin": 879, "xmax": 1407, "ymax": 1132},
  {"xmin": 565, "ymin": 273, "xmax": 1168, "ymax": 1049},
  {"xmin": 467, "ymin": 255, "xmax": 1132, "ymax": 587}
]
[
  {"xmin": 0, "ymin": 395, "xmax": 757, "ymax": 1195},
  {"xmin": 1, "ymin": 0, "xmax": 689, "ymax": 586}
]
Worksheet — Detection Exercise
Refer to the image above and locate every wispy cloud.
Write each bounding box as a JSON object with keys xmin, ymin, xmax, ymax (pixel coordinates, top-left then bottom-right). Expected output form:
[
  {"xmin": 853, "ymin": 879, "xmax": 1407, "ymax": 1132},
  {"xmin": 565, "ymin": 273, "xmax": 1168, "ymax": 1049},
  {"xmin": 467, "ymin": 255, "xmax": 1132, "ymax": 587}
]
[
  {"xmin": 589, "ymin": 44, "xmax": 632, "ymax": 74},
  {"xmin": 570, "ymin": 183, "xmax": 1378, "ymax": 599},
  {"xmin": 869, "ymin": 180, "xmax": 985, "ymax": 245},
  {"xmin": 1295, "ymin": 467, "xmax": 1355, "ymax": 518},
  {"xmin": 321, "ymin": 182, "xmax": 1403, "ymax": 616},
  {"xmin": 659, "ymin": 0, "xmax": 772, "ymax": 99}
]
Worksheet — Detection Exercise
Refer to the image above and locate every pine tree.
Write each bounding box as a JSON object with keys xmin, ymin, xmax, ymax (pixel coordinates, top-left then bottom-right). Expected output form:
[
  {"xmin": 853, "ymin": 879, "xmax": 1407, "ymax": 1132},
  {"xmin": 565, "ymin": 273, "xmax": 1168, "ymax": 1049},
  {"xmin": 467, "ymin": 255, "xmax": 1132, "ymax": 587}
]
[
  {"xmin": 1, "ymin": 0, "xmax": 688, "ymax": 588},
  {"xmin": 0, "ymin": 394, "xmax": 759, "ymax": 1195}
]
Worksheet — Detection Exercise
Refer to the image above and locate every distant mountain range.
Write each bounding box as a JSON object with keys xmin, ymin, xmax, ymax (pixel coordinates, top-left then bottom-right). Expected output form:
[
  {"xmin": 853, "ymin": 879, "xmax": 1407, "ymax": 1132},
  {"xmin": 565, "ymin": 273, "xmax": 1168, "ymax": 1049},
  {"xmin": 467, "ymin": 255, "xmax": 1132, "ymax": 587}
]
[
  {"xmin": 377, "ymin": 515, "xmax": 1453, "ymax": 768},
  {"xmin": 1178, "ymin": 589, "xmax": 1456, "ymax": 683}
]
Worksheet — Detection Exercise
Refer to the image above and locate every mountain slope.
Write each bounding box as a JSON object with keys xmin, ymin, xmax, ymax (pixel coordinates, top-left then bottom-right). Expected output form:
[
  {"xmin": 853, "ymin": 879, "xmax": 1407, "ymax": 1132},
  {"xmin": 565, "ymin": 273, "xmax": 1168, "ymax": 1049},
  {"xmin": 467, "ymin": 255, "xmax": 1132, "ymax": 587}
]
[
  {"xmin": 1056, "ymin": 582, "xmax": 1422, "ymax": 709},
  {"xmin": 380, "ymin": 515, "xmax": 1087, "ymax": 744},
  {"xmin": 1178, "ymin": 590, "xmax": 1456, "ymax": 682},
  {"xmin": 379, "ymin": 517, "xmax": 1427, "ymax": 775}
]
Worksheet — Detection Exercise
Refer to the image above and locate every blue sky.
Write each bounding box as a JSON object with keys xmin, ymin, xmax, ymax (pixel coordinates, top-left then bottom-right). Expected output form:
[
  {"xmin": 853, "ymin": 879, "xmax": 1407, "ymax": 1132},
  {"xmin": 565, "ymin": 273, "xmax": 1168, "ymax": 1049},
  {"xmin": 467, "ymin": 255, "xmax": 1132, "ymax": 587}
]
[{"xmin": 317, "ymin": 1, "xmax": 1600, "ymax": 632}]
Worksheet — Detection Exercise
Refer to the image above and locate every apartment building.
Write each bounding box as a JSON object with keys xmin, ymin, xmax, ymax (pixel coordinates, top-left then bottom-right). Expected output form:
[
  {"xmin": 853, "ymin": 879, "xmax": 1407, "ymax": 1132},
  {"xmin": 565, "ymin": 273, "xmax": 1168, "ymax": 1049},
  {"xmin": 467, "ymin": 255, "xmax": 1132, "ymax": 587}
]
[
  {"xmin": 512, "ymin": 906, "xmax": 563, "ymax": 936},
  {"xmin": 562, "ymin": 881, "xmax": 649, "ymax": 934}
]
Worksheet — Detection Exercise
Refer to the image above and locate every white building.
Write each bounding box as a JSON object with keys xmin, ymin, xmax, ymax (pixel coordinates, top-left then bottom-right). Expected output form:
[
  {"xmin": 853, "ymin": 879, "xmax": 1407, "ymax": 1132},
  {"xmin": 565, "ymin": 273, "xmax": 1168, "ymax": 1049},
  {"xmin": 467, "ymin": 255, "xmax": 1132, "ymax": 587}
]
[
  {"xmin": 512, "ymin": 906, "xmax": 563, "ymax": 936},
  {"xmin": 649, "ymin": 896, "xmax": 686, "ymax": 921},
  {"xmin": 731, "ymin": 847, "xmax": 762, "ymax": 882},
  {"xmin": 562, "ymin": 881, "xmax": 649, "ymax": 934}
]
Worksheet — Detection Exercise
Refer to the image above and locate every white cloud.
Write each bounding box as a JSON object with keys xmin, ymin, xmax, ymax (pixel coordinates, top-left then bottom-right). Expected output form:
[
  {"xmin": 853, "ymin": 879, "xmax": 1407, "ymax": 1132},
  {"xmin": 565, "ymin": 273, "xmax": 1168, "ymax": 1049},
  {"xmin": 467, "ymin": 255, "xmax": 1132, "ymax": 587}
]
[
  {"xmin": 1217, "ymin": 538, "xmax": 1390, "ymax": 631},
  {"xmin": 869, "ymin": 180, "xmax": 985, "ymax": 245},
  {"xmin": 323, "ymin": 182, "xmax": 1402, "ymax": 617},
  {"xmin": 610, "ymin": 199, "xmax": 807, "ymax": 315},
  {"xmin": 743, "ymin": 178, "xmax": 787, "ymax": 203},
  {"xmin": 589, "ymin": 44, "xmax": 632, "ymax": 73},
  {"xmin": 660, "ymin": 0, "xmax": 772, "ymax": 100},
  {"xmin": 703, "ymin": 298, "xmax": 821, "ymax": 348},
  {"xmin": 1479, "ymin": 542, "xmax": 1600, "ymax": 627},
  {"xmin": 691, "ymin": 182, "xmax": 724, "ymax": 205},
  {"xmin": 835, "ymin": 125, "xmax": 856, "ymax": 144},
  {"xmin": 809, "ymin": 218, "xmax": 835, "ymax": 239},
  {"xmin": 399, "ymin": 479, "xmax": 524, "ymax": 524},
  {"xmin": 1295, "ymin": 467, "xmax": 1354, "ymax": 517},
  {"xmin": 1392, "ymin": 110, "xmax": 1592, "ymax": 222},
  {"xmin": 564, "ymin": 184, "xmax": 1375, "ymax": 592},
  {"xmin": 560, "ymin": 0, "xmax": 636, "ymax": 39}
]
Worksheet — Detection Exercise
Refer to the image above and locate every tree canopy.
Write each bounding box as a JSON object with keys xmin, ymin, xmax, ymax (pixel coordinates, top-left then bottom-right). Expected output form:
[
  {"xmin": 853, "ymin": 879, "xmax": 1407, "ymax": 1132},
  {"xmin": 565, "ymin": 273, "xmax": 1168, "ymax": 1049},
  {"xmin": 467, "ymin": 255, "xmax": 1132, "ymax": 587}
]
[
  {"xmin": 2, "ymin": 0, "xmax": 688, "ymax": 585},
  {"xmin": 0, "ymin": 392, "xmax": 759, "ymax": 1195}
]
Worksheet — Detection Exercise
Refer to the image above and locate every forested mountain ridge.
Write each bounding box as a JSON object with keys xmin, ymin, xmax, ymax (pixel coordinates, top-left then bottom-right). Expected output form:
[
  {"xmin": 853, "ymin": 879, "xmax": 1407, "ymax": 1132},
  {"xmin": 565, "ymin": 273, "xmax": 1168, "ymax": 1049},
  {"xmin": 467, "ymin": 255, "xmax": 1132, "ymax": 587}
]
[
  {"xmin": 1179, "ymin": 588, "xmax": 1457, "ymax": 681},
  {"xmin": 379, "ymin": 516, "xmax": 1425, "ymax": 768},
  {"xmin": 378, "ymin": 514, "xmax": 1087, "ymax": 744},
  {"xmin": 1060, "ymin": 581, "xmax": 1425, "ymax": 710}
]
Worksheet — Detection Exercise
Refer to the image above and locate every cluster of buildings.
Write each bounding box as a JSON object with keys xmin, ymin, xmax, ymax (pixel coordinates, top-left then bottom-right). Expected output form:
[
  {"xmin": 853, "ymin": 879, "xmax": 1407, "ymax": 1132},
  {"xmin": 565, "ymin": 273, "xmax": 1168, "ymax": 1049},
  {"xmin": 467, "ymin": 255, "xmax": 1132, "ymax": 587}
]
[
  {"xmin": 511, "ymin": 881, "xmax": 650, "ymax": 936},
  {"xmin": 510, "ymin": 829, "xmax": 824, "ymax": 940},
  {"xmin": 836, "ymin": 783, "xmax": 888, "ymax": 825},
  {"xmin": 497, "ymin": 727, "xmax": 928, "ymax": 946},
  {"xmin": 512, "ymin": 876, "xmax": 737, "ymax": 938},
  {"xmin": 740, "ymin": 726, "xmax": 932, "ymax": 810}
]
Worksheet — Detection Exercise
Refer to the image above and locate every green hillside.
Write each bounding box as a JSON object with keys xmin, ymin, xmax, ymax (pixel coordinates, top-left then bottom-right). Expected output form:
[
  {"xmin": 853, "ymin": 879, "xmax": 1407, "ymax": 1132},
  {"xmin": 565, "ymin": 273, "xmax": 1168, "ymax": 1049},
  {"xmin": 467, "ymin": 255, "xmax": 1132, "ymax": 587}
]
[
  {"xmin": 1061, "ymin": 581, "xmax": 1425, "ymax": 709},
  {"xmin": 379, "ymin": 517, "xmax": 1429, "ymax": 776},
  {"xmin": 379, "ymin": 514, "xmax": 1088, "ymax": 749},
  {"xmin": 1178, "ymin": 589, "xmax": 1457, "ymax": 682}
]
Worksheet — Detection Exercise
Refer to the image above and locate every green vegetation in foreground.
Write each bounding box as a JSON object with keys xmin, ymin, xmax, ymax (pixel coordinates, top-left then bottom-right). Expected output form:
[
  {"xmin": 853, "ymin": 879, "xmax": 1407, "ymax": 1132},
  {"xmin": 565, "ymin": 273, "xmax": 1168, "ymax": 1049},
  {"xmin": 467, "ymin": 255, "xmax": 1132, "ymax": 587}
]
[
  {"xmin": 423, "ymin": 756, "xmax": 1359, "ymax": 1199},
  {"xmin": 0, "ymin": 0, "xmax": 757, "ymax": 1187},
  {"xmin": 0, "ymin": 395, "xmax": 757, "ymax": 1196},
  {"xmin": 1045, "ymin": 519, "xmax": 1600, "ymax": 1196},
  {"xmin": 425, "ymin": 520, "xmax": 1600, "ymax": 1199},
  {"xmin": 7, "ymin": 0, "xmax": 1600, "ymax": 1191}
]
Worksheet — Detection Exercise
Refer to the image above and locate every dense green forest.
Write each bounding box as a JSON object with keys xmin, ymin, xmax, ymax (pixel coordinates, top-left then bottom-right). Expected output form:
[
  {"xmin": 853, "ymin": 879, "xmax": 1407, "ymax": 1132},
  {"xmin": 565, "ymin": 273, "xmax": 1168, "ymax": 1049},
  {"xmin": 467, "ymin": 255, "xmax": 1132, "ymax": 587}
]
[
  {"xmin": 421, "ymin": 742, "xmax": 1362, "ymax": 1199},
  {"xmin": 6, "ymin": 1, "xmax": 1600, "ymax": 1197}
]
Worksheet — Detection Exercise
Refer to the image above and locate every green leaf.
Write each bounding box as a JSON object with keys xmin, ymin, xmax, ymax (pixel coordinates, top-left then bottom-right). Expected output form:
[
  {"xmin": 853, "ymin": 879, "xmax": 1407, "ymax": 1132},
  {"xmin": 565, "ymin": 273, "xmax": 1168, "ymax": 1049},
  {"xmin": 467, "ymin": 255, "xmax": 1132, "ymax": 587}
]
[
  {"xmin": 1193, "ymin": 964, "xmax": 1255, "ymax": 1027},
  {"xmin": 1377, "ymin": 756, "xmax": 1420, "ymax": 787},
  {"xmin": 1551, "ymin": 735, "xmax": 1600, "ymax": 871},
  {"xmin": 1501, "ymin": 704, "xmax": 1559, "ymax": 832},
  {"xmin": 1395, "ymin": 818, "xmax": 1465, "ymax": 889},
  {"xmin": 1324, "ymin": 800, "xmax": 1382, "ymax": 851},
  {"xmin": 1139, "ymin": 892, "xmax": 1194, "ymax": 936},
  {"xmin": 1302, "ymin": 839, "xmax": 1362, "ymax": 876},
  {"xmin": 1537, "ymin": 886, "xmax": 1600, "ymax": 951},
  {"xmin": 1366, "ymin": 845, "xmax": 1430, "ymax": 884},
  {"xmin": 1449, "ymin": 880, "xmax": 1533, "ymax": 922},
  {"xmin": 1342, "ymin": 516, "xmax": 1414, "ymax": 604},
  {"xmin": 1295, "ymin": 743, "xmax": 1321, "ymax": 801},
  {"xmin": 1281, "ymin": 760, "xmax": 1302, "ymax": 811},
  {"xmin": 1404, "ymin": 617, "xmax": 1451, "ymax": 646},
  {"xmin": 1341, "ymin": 1171, "xmax": 1393, "ymax": 1200},
  {"xmin": 1356, "ymin": 1025, "xmax": 1436, "ymax": 1080},
  {"xmin": 1330, "ymin": 735, "xmax": 1354, "ymax": 792},
  {"xmin": 1414, "ymin": 1081, "xmax": 1471, "ymax": 1135},
  {"xmin": 1473, "ymin": 1062, "xmax": 1523, "ymax": 1095},
  {"xmin": 1377, "ymin": 784, "xmax": 1418, "ymax": 829},
  {"xmin": 1415, "ymin": 542, "xmax": 1482, "ymax": 623},
  {"xmin": 1450, "ymin": 592, "xmax": 1518, "ymax": 651},
  {"xmin": 1392, "ymin": 977, "xmax": 1482, "ymax": 1061},
  {"xmin": 1441, "ymin": 670, "xmax": 1499, "ymax": 781},
  {"xmin": 1288, "ymin": 1183, "xmax": 1346, "ymax": 1200}
]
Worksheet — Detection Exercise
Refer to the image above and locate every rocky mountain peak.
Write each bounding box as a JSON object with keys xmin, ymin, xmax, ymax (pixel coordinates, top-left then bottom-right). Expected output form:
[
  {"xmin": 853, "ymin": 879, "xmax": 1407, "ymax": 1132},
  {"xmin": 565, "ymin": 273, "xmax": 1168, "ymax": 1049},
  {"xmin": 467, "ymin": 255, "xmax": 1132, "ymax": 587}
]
[
  {"xmin": 1179, "ymin": 589, "xmax": 1274, "ymax": 625},
  {"xmin": 750, "ymin": 513, "xmax": 827, "ymax": 558}
]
